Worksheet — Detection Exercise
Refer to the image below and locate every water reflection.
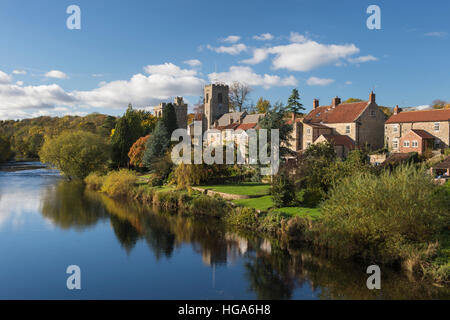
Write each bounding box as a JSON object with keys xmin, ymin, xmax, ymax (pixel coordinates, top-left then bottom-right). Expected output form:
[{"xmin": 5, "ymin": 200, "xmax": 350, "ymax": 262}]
[{"xmin": 39, "ymin": 179, "xmax": 449, "ymax": 299}]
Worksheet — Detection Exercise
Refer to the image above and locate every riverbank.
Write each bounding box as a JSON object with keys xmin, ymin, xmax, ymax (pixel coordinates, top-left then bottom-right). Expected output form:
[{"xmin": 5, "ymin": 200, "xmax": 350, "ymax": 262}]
[{"xmin": 84, "ymin": 170, "xmax": 449, "ymax": 286}]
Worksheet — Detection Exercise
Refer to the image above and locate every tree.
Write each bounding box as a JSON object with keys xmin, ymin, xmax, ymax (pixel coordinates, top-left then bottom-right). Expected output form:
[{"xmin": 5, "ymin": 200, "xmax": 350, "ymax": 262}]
[
  {"xmin": 143, "ymin": 120, "xmax": 170, "ymax": 170},
  {"xmin": 111, "ymin": 104, "xmax": 145, "ymax": 167},
  {"xmin": 258, "ymin": 103, "xmax": 294, "ymax": 158},
  {"xmin": 229, "ymin": 81, "xmax": 252, "ymax": 112},
  {"xmin": 343, "ymin": 98, "xmax": 364, "ymax": 103},
  {"xmin": 271, "ymin": 170, "xmax": 296, "ymax": 208},
  {"xmin": 431, "ymin": 99, "xmax": 450, "ymax": 109},
  {"xmin": 128, "ymin": 135, "xmax": 150, "ymax": 168},
  {"xmin": 0, "ymin": 136, "xmax": 14, "ymax": 163},
  {"xmin": 162, "ymin": 103, "xmax": 178, "ymax": 137},
  {"xmin": 255, "ymin": 98, "xmax": 271, "ymax": 114},
  {"xmin": 286, "ymin": 88, "xmax": 304, "ymax": 115},
  {"xmin": 39, "ymin": 131, "xmax": 110, "ymax": 180}
]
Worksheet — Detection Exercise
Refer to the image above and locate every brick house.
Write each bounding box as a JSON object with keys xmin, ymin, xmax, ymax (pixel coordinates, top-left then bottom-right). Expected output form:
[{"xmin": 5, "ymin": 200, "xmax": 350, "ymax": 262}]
[
  {"xmin": 385, "ymin": 107, "xmax": 450, "ymax": 153},
  {"xmin": 301, "ymin": 92, "xmax": 386, "ymax": 156},
  {"xmin": 398, "ymin": 129, "xmax": 434, "ymax": 155}
]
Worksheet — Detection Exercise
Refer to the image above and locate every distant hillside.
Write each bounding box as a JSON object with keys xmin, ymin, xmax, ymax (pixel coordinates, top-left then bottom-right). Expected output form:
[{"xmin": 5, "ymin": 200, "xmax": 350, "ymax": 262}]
[{"xmin": 0, "ymin": 113, "xmax": 117, "ymax": 159}]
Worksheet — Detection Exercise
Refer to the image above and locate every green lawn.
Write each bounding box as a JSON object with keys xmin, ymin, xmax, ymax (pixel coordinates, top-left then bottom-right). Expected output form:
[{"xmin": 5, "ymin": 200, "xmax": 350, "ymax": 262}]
[
  {"xmin": 232, "ymin": 194, "xmax": 321, "ymax": 219},
  {"xmin": 232, "ymin": 195, "xmax": 274, "ymax": 211},
  {"xmin": 198, "ymin": 182, "xmax": 270, "ymax": 196}
]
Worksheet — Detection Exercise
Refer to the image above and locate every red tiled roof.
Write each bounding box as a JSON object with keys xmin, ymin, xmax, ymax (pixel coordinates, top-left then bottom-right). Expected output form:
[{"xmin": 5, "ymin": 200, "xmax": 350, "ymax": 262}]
[
  {"xmin": 303, "ymin": 122, "xmax": 331, "ymax": 129},
  {"xmin": 432, "ymin": 156, "xmax": 450, "ymax": 169},
  {"xmin": 236, "ymin": 122, "xmax": 258, "ymax": 130},
  {"xmin": 411, "ymin": 129, "xmax": 435, "ymax": 139},
  {"xmin": 216, "ymin": 123, "xmax": 240, "ymax": 130},
  {"xmin": 321, "ymin": 134, "xmax": 356, "ymax": 149},
  {"xmin": 304, "ymin": 101, "xmax": 368, "ymax": 124},
  {"xmin": 386, "ymin": 109, "xmax": 450, "ymax": 124}
]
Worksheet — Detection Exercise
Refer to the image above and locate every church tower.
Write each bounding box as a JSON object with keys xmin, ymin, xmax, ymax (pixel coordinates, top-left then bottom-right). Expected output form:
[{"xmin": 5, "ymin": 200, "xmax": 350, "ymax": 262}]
[{"xmin": 204, "ymin": 84, "xmax": 229, "ymax": 129}]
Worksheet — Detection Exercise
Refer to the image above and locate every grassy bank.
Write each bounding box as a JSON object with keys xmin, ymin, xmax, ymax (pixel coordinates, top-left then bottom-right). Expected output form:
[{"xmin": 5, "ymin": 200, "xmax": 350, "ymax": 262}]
[{"xmin": 84, "ymin": 167, "xmax": 450, "ymax": 285}]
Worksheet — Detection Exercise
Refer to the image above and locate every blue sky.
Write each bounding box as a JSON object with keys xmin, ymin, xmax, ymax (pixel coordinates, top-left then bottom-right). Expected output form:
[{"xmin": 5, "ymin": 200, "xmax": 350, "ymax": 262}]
[{"xmin": 0, "ymin": 0, "xmax": 448, "ymax": 119}]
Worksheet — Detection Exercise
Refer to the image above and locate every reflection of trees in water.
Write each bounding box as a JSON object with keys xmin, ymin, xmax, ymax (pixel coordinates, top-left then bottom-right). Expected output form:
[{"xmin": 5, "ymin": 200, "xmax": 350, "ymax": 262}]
[
  {"xmin": 40, "ymin": 181, "xmax": 108, "ymax": 229},
  {"xmin": 109, "ymin": 215, "xmax": 140, "ymax": 254},
  {"xmin": 42, "ymin": 182, "xmax": 450, "ymax": 299}
]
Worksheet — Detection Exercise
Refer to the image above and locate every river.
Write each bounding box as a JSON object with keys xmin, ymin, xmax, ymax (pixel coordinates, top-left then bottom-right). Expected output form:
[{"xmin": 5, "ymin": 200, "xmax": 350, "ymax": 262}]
[{"xmin": 0, "ymin": 163, "xmax": 448, "ymax": 299}]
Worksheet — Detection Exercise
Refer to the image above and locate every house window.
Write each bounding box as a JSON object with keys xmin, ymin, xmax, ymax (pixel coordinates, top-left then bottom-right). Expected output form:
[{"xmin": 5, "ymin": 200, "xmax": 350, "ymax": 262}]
[
  {"xmin": 370, "ymin": 110, "xmax": 376, "ymax": 117},
  {"xmin": 345, "ymin": 125, "xmax": 351, "ymax": 134},
  {"xmin": 206, "ymin": 94, "xmax": 209, "ymax": 104},
  {"xmin": 403, "ymin": 140, "xmax": 410, "ymax": 147},
  {"xmin": 412, "ymin": 140, "xmax": 418, "ymax": 148},
  {"xmin": 306, "ymin": 128, "xmax": 311, "ymax": 135},
  {"xmin": 435, "ymin": 138, "xmax": 441, "ymax": 148},
  {"xmin": 393, "ymin": 139, "xmax": 399, "ymax": 149},
  {"xmin": 393, "ymin": 125, "xmax": 398, "ymax": 133},
  {"xmin": 434, "ymin": 122, "xmax": 440, "ymax": 131}
]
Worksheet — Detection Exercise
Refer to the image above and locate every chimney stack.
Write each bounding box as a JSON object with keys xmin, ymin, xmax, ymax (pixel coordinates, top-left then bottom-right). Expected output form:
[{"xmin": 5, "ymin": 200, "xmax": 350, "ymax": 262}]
[
  {"xmin": 369, "ymin": 91, "xmax": 376, "ymax": 103},
  {"xmin": 393, "ymin": 105, "xmax": 401, "ymax": 115},
  {"xmin": 313, "ymin": 99, "xmax": 319, "ymax": 109},
  {"xmin": 332, "ymin": 96, "xmax": 341, "ymax": 108}
]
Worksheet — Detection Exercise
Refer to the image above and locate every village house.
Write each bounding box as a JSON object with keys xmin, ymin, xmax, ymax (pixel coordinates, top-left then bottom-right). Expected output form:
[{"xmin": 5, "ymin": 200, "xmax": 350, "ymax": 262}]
[
  {"xmin": 300, "ymin": 92, "xmax": 385, "ymax": 157},
  {"xmin": 385, "ymin": 107, "xmax": 450, "ymax": 154}
]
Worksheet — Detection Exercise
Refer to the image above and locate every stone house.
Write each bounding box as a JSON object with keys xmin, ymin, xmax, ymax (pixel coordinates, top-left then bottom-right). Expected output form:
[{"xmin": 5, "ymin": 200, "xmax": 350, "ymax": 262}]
[
  {"xmin": 385, "ymin": 107, "xmax": 450, "ymax": 153},
  {"xmin": 301, "ymin": 92, "xmax": 385, "ymax": 157}
]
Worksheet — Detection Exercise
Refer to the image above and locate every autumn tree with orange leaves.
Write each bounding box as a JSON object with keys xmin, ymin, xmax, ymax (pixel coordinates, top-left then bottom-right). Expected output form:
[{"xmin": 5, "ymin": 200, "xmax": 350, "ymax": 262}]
[{"xmin": 128, "ymin": 135, "xmax": 150, "ymax": 168}]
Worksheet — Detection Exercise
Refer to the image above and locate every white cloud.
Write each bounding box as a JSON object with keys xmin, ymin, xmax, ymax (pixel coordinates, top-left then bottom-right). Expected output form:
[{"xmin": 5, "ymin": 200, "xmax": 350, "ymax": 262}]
[
  {"xmin": 345, "ymin": 81, "xmax": 352, "ymax": 85},
  {"xmin": 270, "ymin": 41, "xmax": 359, "ymax": 71},
  {"xmin": 74, "ymin": 63, "xmax": 204, "ymax": 109},
  {"xmin": 184, "ymin": 59, "xmax": 202, "ymax": 67},
  {"xmin": 0, "ymin": 71, "xmax": 12, "ymax": 84},
  {"xmin": 348, "ymin": 55, "xmax": 378, "ymax": 63},
  {"xmin": 253, "ymin": 33, "xmax": 274, "ymax": 41},
  {"xmin": 241, "ymin": 48, "xmax": 270, "ymax": 64},
  {"xmin": 289, "ymin": 32, "xmax": 307, "ymax": 43},
  {"xmin": 45, "ymin": 70, "xmax": 68, "ymax": 79},
  {"xmin": 92, "ymin": 73, "xmax": 104, "ymax": 77},
  {"xmin": 144, "ymin": 62, "xmax": 198, "ymax": 77},
  {"xmin": 239, "ymin": 40, "xmax": 360, "ymax": 71},
  {"xmin": 207, "ymin": 43, "xmax": 248, "ymax": 55},
  {"xmin": 12, "ymin": 70, "xmax": 27, "ymax": 75},
  {"xmin": 424, "ymin": 31, "xmax": 447, "ymax": 38},
  {"xmin": 307, "ymin": 76, "xmax": 334, "ymax": 86},
  {"xmin": 208, "ymin": 66, "xmax": 297, "ymax": 89},
  {"xmin": 16, "ymin": 81, "xmax": 24, "ymax": 86},
  {"xmin": 0, "ymin": 64, "xmax": 205, "ymax": 119},
  {"xmin": 222, "ymin": 35, "xmax": 241, "ymax": 43}
]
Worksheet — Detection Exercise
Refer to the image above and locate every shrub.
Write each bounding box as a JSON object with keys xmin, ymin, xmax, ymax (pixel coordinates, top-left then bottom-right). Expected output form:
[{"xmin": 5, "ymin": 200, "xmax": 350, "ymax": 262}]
[
  {"xmin": 280, "ymin": 216, "xmax": 314, "ymax": 244},
  {"xmin": 39, "ymin": 130, "xmax": 110, "ymax": 179},
  {"xmin": 154, "ymin": 191, "xmax": 179, "ymax": 211},
  {"xmin": 84, "ymin": 172, "xmax": 105, "ymax": 191},
  {"xmin": 225, "ymin": 207, "xmax": 260, "ymax": 230},
  {"xmin": 270, "ymin": 171, "xmax": 295, "ymax": 208},
  {"xmin": 101, "ymin": 169, "xmax": 137, "ymax": 198},
  {"xmin": 259, "ymin": 212, "xmax": 285, "ymax": 235},
  {"xmin": 189, "ymin": 194, "xmax": 229, "ymax": 217},
  {"xmin": 318, "ymin": 165, "xmax": 450, "ymax": 265}
]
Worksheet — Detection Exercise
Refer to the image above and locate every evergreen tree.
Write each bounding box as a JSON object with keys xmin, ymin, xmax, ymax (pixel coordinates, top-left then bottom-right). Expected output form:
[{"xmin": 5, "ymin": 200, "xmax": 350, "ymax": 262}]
[
  {"xmin": 162, "ymin": 103, "xmax": 178, "ymax": 138},
  {"xmin": 258, "ymin": 103, "xmax": 293, "ymax": 157},
  {"xmin": 143, "ymin": 120, "xmax": 170, "ymax": 169},
  {"xmin": 111, "ymin": 104, "xmax": 145, "ymax": 167},
  {"xmin": 286, "ymin": 88, "xmax": 304, "ymax": 115}
]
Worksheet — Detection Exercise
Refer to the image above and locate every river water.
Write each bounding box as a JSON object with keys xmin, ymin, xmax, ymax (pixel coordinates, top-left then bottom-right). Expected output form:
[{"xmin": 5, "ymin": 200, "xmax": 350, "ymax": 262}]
[{"xmin": 0, "ymin": 163, "xmax": 448, "ymax": 299}]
